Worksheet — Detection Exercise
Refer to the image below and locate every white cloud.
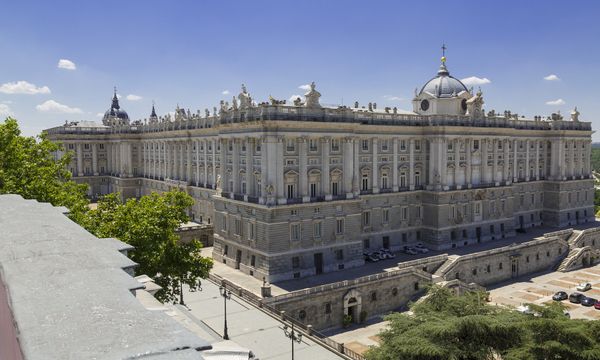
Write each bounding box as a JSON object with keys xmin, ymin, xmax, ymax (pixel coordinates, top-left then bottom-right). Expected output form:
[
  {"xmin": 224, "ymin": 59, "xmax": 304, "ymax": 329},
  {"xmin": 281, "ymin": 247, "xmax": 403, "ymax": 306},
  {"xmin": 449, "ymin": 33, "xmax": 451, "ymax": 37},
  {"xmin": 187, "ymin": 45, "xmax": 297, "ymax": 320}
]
[
  {"xmin": 222, "ymin": 90, "xmax": 230, "ymax": 95},
  {"xmin": 383, "ymin": 95, "xmax": 405, "ymax": 101},
  {"xmin": 460, "ymin": 76, "xmax": 491, "ymax": 87},
  {"xmin": 126, "ymin": 94, "xmax": 142, "ymax": 101},
  {"xmin": 0, "ymin": 104, "xmax": 12, "ymax": 117},
  {"xmin": 289, "ymin": 94, "xmax": 304, "ymax": 102},
  {"xmin": 544, "ymin": 74, "xmax": 560, "ymax": 81},
  {"xmin": 546, "ymin": 98, "xmax": 565, "ymax": 106},
  {"xmin": 57, "ymin": 59, "xmax": 76, "ymax": 70},
  {"xmin": 0, "ymin": 81, "xmax": 51, "ymax": 95},
  {"xmin": 96, "ymin": 112, "xmax": 104, "ymax": 117},
  {"xmin": 298, "ymin": 84, "xmax": 311, "ymax": 91},
  {"xmin": 36, "ymin": 100, "xmax": 82, "ymax": 114}
]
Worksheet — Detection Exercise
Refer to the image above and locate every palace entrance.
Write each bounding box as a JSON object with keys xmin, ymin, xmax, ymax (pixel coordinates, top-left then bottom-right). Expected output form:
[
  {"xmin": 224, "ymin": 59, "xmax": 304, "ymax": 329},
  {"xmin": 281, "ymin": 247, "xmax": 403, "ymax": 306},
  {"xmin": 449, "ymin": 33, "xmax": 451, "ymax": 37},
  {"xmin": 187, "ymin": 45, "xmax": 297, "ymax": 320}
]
[{"xmin": 343, "ymin": 289, "xmax": 362, "ymax": 324}]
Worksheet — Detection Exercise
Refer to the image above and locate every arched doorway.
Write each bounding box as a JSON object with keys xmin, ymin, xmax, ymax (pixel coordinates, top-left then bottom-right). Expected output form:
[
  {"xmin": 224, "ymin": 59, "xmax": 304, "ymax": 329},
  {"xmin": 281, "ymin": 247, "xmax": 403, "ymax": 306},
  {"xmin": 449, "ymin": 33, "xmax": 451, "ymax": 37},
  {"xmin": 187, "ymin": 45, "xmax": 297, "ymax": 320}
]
[{"xmin": 343, "ymin": 289, "xmax": 362, "ymax": 323}]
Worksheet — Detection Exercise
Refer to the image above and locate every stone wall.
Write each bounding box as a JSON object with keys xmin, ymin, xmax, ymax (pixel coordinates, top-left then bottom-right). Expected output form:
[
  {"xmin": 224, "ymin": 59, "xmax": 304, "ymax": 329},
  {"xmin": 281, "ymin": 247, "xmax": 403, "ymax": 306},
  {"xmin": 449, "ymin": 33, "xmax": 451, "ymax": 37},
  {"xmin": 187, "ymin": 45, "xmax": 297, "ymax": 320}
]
[
  {"xmin": 263, "ymin": 268, "xmax": 431, "ymax": 330},
  {"xmin": 434, "ymin": 232, "xmax": 568, "ymax": 286}
]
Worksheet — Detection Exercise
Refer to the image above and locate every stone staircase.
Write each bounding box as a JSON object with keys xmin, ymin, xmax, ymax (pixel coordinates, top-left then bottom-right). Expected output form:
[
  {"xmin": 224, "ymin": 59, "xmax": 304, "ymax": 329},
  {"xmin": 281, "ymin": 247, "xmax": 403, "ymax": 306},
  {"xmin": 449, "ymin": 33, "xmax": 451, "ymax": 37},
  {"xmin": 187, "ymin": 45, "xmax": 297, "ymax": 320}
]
[
  {"xmin": 557, "ymin": 246, "xmax": 590, "ymax": 272},
  {"xmin": 433, "ymin": 254, "xmax": 461, "ymax": 278}
]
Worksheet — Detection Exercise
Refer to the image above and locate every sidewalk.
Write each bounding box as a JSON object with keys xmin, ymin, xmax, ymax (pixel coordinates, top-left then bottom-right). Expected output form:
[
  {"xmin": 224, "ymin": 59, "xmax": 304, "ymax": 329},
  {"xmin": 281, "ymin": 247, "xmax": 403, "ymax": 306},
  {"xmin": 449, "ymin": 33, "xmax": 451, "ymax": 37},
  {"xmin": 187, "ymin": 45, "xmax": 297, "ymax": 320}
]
[{"xmin": 174, "ymin": 279, "xmax": 343, "ymax": 360}]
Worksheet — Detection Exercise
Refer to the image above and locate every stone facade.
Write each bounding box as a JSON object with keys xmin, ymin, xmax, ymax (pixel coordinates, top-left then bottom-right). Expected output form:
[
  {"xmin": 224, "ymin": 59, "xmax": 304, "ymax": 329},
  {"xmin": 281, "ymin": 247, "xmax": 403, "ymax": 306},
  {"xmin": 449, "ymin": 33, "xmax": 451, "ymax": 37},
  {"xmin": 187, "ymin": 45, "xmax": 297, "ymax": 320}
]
[{"xmin": 46, "ymin": 58, "xmax": 595, "ymax": 282}]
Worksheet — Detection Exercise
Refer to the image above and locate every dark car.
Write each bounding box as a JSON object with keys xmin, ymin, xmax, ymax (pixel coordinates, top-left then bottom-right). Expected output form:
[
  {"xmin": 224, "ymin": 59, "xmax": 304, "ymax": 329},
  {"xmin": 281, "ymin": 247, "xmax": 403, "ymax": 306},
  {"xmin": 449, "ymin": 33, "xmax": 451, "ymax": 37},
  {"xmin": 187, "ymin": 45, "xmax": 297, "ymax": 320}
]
[
  {"xmin": 594, "ymin": 301, "xmax": 600, "ymax": 310},
  {"xmin": 569, "ymin": 292, "xmax": 585, "ymax": 304},
  {"xmin": 552, "ymin": 291, "xmax": 568, "ymax": 301},
  {"xmin": 581, "ymin": 297, "xmax": 597, "ymax": 307}
]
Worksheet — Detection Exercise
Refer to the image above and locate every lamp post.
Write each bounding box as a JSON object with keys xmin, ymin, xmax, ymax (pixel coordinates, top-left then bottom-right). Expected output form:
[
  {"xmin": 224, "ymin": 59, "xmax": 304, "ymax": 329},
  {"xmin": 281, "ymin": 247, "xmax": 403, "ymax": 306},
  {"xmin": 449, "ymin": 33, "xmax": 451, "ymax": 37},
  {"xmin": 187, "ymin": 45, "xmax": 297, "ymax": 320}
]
[
  {"xmin": 282, "ymin": 321, "xmax": 302, "ymax": 360},
  {"xmin": 219, "ymin": 284, "xmax": 232, "ymax": 340}
]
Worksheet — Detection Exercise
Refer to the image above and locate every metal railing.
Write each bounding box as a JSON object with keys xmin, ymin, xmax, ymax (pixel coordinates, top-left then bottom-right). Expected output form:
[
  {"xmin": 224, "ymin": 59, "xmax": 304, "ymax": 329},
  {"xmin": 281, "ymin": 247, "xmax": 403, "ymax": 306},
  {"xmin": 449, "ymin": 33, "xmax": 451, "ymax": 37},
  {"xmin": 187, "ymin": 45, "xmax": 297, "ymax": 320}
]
[{"xmin": 207, "ymin": 273, "xmax": 364, "ymax": 360}]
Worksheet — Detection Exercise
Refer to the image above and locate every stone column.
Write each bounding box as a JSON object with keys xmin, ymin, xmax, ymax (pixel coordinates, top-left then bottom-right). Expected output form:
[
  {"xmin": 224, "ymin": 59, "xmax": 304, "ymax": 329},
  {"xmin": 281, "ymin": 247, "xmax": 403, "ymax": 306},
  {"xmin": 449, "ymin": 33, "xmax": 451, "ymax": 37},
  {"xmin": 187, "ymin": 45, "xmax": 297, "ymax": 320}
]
[
  {"xmin": 180, "ymin": 141, "xmax": 185, "ymax": 181},
  {"xmin": 219, "ymin": 139, "xmax": 227, "ymax": 192},
  {"xmin": 481, "ymin": 138, "xmax": 488, "ymax": 184},
  {"xmin": 513, "ymin": 139, "xmax": 518, "ymax": 182},
  {"xmin": 299, "ymin": 137, "xmax": 308, "ymax": 201},
  {"xmin": 259, "ymin": 136, "xmax": 268, "ymax": 204},
  {"xmin": 76, "ymin": 143, "xmax": 83, "ymax": 176},
  {"xmin": 343, "ymin": 137, "xmax": 354, "ymax": 198},
  {"xmin": 492, "ymin": 139, "xmax": 499, "ymax": 185},
  {"xmin": 428, "ymin": 138, "xmax": 436, "ymax": 189},
  {"xmin": 92, "ymin": 143, "xmax": 98, "ymax": 175},
  {"xmin": 372, "ymin": 138, "xmax": 379, "ymax": 193},
  {"xmin": 246, "ymin": 138, "xmax": 254, "ymax": 197},
  {"xmin": 535, "ymin": 140, "xmax": 540, "ymax": 180},
  {"xmin": 465, "ymin": 139, "xmax": 472, "ymax": 187},
  {"xmin": 232, "ymin": 139, "xmax": 240, "ymax": 194},
  {"xmin": 353, "ymin": 138, "xmax": 360, "ymax": 195},
  {"xmin": 195, "ymin": 140, "xmax": 200, "ymax": 186},
  {"xmin": 392, "ymin": 138, "xmax": 399, "ymax": 191},
  {"xmin": 559, "ymin": 139, "xmax": 566, "ymax": 180},
  {"xmin": 107, "ymin": 143, "xmax": 112, "ymax": 175},
  {"xmin": 525, "ymin": 139, "xmax": 530, "ymax": 181},
  {"xmin": 187, "ymin": 140, "xmax": 193, "ymax": 183},
  {"xmin": 454, "ymin": 139, "xmax": 460, "ymax": 188},
  {"xmin": 409, "ymin": 138, "xmax": 415, "ymax": 190},
  {"xmin": 204, "ymin": 139, "xmax": 209, "ymax": 186},
  {"xmin": 322, "ymin": 137, "xmax": 331, "ymax": 198},
  {"xmin": 212, "ymin": 139, "xmax": 218, "ymax": 188},
  {"xmin": 440, "ymin": 138, "xmax": 447, "ymax": 189},
  {"xmin": 569, "ymin": 140, "xmax": 575, "ymax": 179},
  {"xmin": 503, "ymin": 139, "xmax": 510, "ymax": 183}
]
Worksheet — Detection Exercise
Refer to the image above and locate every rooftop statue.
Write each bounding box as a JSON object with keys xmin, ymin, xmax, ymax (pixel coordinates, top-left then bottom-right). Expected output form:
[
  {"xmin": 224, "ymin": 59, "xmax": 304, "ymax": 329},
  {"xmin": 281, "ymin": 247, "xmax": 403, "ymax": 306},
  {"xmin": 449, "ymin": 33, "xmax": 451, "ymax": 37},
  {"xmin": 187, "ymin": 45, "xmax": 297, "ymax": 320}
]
[
  {"xmin": 571, "ymin": 107, "xmax": 580, "ymax": 122},
  {"xmin": 238, "ymin": 84, "xmax": 252, "ymax": 109},
  {"xmin": 304, "ymin": 81, "xmax": 321, "ymax": 108}
]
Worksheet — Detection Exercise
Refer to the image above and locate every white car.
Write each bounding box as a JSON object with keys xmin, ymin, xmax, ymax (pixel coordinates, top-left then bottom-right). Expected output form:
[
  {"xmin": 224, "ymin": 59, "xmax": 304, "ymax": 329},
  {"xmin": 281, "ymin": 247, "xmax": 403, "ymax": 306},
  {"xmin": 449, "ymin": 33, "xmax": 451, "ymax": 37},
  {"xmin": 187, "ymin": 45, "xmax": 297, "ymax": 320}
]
[
  {"xmin": 414, "ymin": 243, "xmax": 429, "ymax": 254},
  {"xmin": 576, "ymin": 282, "xmax": 592, "ymax": 292}
]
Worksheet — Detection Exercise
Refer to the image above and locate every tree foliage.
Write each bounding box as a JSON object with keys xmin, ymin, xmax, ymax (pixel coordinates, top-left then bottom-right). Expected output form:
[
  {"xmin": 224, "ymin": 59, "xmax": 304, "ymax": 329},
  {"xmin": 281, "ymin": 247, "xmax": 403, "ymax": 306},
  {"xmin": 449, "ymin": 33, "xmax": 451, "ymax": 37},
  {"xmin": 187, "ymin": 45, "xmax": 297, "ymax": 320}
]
[
  {"xmin": 0, "ymin": 117, "xmax": 89, "ymax": 219},
  {"xmin": 366, "ymin": 285, "xmax": 600, "ymax": 360},
  {"xmin": 80, "ymin": 190, "xmax": 213, "ymax": 303}
]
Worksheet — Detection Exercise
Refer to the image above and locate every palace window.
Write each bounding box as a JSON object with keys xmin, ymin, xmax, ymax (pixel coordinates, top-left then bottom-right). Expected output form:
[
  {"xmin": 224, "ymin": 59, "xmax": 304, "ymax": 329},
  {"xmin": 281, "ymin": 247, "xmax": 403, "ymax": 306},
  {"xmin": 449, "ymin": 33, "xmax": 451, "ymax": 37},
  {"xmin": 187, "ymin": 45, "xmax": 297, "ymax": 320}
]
[
  {"xmin": 255, "ymin": 141, "xmax": 261, "ymax": 152},
  {"xmin": 473, "ymin": 140, "xmax": 479, "ymax": 150},
  {"xmin": 381, "ymin": 171, "xmax": 389, "ymax": 189},
  {"xmin": 362, "ymin": 139, "xmax": 369, "ymax": 151},
  {"xmin": 251, "ymin": 255, "xmax": 256, "ymax": 267},
  {"xmin": 381, "ymin": 140, "xmax": 389, "ymax": 151},
  {"xmin": 362, "ymin": 211, "xmax": 371, "ymax": 226},
  {"xmin": 292, "ymin": 257, "xmax": 300, "ymax": 268},
  {"xmin": 414, "ymin": 140, "xmax": 421, "ymax": 151},
  {"xmin": 400, "ymin": 172, "xmax": 407, "ymax": 188},
  {"xmin": 415, "ymin": 171, "xmax": 421, "ymax": 187},
  {"xmin": 234, "ymin": 219, "xmax": 242, "ymax": 236},
  {"xmin": 331, "ymin": 181, "xmax": 339, "ymax": 196},
  {"xmin": 361, "ymin": 176, "xmax": 369, "ymax": 191},
  {"xmin": 336, "ymin": 219, "xmax": 344, "ymax": 235},
  {"xmin": 309, "ymin": 139, "xmax": 318, "ymax": 152},
  {"xmin": 84, "ymin": 144, "xmax": 90, "ymax": 150},
  {"xmin": 99, "ymin": 144, "xmax": 104, "ymax": 149},
  {"xmin": 248, "ymin": 222, "xmax": 255, "ymax": 240},
  {"xmin": 335, "ymin": 249, "xmax": 344, "ymax": 260},
  {"xmin": 402, "ymin": 207, "xmax": 408, "ymax": 221},
  {"xmin": 290, "ymin": 223, "xmax": 301, "ymax": 241},
  {"xmin": 310, "ymin": 182, "xmax": 318, "ymax": 198},
  {"xmin": 400, "ymin": 140, "xmax": 406, "ymax": 151},
  {"xmin": 286, "ymin": 139, "xmax": 295, "ymax": 152},
  {"xmin": 331, "ymin": 139, "xmax": 340, "ymax": 152},
  {"xmin": 382, "ymin": 209, "xmax": 389, "ymax": 224},
  {"xmin": 313, "ymin": 221, "xmax": 322, "ymax": 238}
]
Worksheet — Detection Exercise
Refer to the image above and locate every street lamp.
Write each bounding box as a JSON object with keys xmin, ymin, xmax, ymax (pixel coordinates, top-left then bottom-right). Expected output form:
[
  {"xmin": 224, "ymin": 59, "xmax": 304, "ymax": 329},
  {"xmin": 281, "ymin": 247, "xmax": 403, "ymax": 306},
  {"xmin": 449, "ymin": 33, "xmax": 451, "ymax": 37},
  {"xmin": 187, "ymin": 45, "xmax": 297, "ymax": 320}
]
[
  {"xmin": 219, "ymin": 284, "xmax": 232, "ymax": 340},
  {"xmin": 282, "ymin": 321, "xmax": 302, "ymax": 360}
]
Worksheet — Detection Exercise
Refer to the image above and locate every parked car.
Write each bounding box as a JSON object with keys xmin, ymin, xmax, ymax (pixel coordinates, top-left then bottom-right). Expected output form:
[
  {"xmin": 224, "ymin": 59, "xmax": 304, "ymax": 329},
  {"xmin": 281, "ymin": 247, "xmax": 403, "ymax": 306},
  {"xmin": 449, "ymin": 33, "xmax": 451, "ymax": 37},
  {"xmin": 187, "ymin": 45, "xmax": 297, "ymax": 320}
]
[
  {"xmin": 364, "ymin": 252, "xmax": 380, "ymax": 262},
  {"xmin": 594, "ymin": 301, "xmax": 600, "ymax": 310},
  {"xmin": 372, "ymin": 250, "xmax": 388, "ymax": 260},
  {"xmin": 576, "ymin": 282, "xmax": 592, "ymax": 292},
  {"xmin": 413, "ymin": 243, "xmax": 429, "ymax": 254},
  {"xmin": 569, "ymin": 292, "xmax": 585, "ymax": 304},
  {"xmin": 404, "ymin": 246, "xmax": 418, "ymax": 255},
  {"xmin": 581, "ymin": 297, "xmax": 597, "ymax": 307},
  {"xmin": 516, "ymin": 305, "xmax": 541, "ymax": 317},
  {"xmin": 552, "ymin": 291, "xmax": 568, "ymax": 301},
  {"xmin": 378, "ymin": 249, "xmax": 396, "ymax": 259}
]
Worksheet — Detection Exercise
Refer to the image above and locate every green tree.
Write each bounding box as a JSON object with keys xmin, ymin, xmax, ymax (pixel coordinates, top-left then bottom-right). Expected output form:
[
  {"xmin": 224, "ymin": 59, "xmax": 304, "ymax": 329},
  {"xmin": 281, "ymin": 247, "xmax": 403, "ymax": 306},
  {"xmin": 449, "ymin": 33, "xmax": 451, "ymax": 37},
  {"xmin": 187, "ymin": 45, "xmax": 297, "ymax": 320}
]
[
  {"xmin": 0, "ymin": 117, "xmax": 89, "ymax": 219},
  {"xmin": 80, "ymin": 190, "xmax": 213, "ymax": 303},
  {"xmin": 366, "ymin": 285, "xmax": 600, "ymax": 360}
]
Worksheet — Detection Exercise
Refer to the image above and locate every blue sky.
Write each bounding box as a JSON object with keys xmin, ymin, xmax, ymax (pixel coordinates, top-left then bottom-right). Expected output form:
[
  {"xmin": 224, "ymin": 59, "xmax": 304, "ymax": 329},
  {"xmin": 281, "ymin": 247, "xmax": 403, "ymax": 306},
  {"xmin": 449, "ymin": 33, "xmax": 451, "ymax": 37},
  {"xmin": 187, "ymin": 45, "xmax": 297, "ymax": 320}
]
[{"xmin": 2, "ymin": 0, "xmax": 600, "ymax": 139}]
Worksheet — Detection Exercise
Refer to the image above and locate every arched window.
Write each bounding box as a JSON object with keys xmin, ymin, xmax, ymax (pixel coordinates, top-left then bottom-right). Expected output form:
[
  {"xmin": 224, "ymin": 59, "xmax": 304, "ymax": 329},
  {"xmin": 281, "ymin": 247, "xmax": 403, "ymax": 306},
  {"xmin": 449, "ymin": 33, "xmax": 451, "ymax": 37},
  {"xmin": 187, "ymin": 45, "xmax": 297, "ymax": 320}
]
[
  {"xmin": 331, "ymin": 169, "xmax": 342, "ymax": 196},
  {"xmin": 308, "ymin": 169, "xmax": 321, "ymax": 198}
]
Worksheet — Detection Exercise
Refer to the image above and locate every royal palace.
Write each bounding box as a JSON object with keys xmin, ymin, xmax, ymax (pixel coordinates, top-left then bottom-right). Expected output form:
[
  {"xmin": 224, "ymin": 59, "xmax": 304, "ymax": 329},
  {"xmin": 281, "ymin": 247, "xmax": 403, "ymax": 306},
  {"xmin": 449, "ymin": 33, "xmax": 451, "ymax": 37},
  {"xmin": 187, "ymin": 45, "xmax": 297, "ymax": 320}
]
[{"xmin": 46, "ymin": 57, "xmax": 595, "ymax": 282}]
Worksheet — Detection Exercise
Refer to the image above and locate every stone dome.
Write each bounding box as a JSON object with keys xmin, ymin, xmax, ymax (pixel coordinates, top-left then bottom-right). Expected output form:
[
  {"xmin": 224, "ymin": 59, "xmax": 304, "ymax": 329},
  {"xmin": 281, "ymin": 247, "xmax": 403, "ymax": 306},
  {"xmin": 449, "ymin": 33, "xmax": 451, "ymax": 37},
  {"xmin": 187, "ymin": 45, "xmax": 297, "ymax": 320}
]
[
  {"xmin": 419, "ymin": 64, "xmax": 468, "ymax": 98},
  {"xmin": 102, "ymin": 88, "xmax": 130, "ymax": 126}
]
